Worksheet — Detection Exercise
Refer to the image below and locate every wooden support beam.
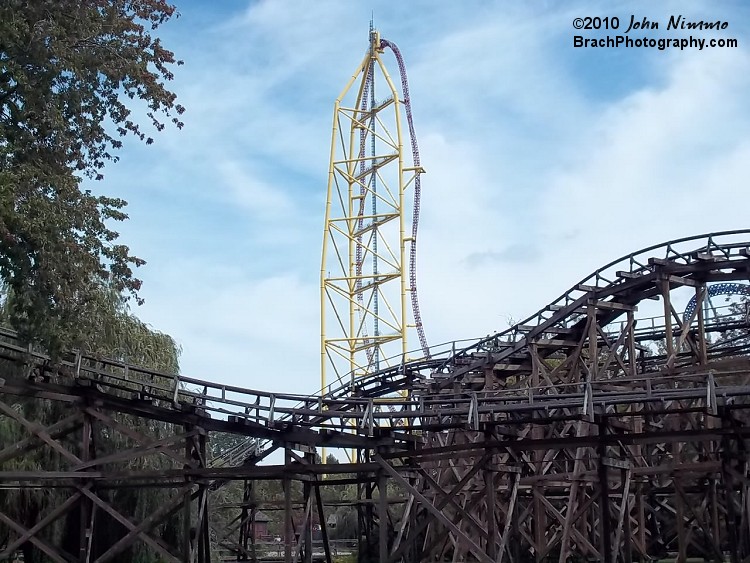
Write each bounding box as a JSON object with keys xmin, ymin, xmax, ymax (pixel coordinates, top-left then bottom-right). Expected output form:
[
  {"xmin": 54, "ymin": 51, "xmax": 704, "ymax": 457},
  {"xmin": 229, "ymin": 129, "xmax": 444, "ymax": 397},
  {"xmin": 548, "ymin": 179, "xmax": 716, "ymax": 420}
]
[
  {"xmin": 81, "ymin": 487, "xmax": 184, "ymax": 563},
  {"xmin": 696, "ymin": 285, "xmax": 708, "ymax": 366},
  {"xmin": 79, "ymin": 411, "xmax": 94, "ymax": 563},
  {"xmin": 0, "ymin": 510, "xmax": 74, "ymax": 563},
  {"xmin": 0, "ymin": 490, "xmax": 83, "ymax": 558},
  {"xmin": 379, "ymin": 470, "xmax": 388, "ymax": 563},
  {"xmin": 314, "ymin": 480, "xmax": 333, "ymax": 563},
  {"xmin": 387, "ymin": 457, "xmax": 488, "ymax": 563},
  {"xmin": 374, "ymin": 454, "xmax": 495, "ymax": 563},
  {"xmin": 284, "ymin": 448, "xmax": 293, "ymax": 563},
  {"xmin": 485, "ymin": 444, "xmax": 498, "ymax": 559},
  {"xmin": 418, "ymin": 468, "xmax": 489, "ymax": 541},
  {"xmin": 661, "ymin": 276, "xmax": 675, "ymax": 360},
  {"xmin": 497, "ymin": 470, "xmax": 519, "ymax": 563},
  {"xmin": 0, "ymin": 400, "xmax": 83, "ymax": 466},
  {"xmin": 598, "ymin": 421, "xmax": 613, "ymax": 563},
  {"xmin": 303, "ymin": 452, "xmax": 315, "ymax": 563},
  {"xmin": 612, "ymin": 467, "xmax": 632, "ymax": 563},
  {"xmin": 0, "ymin": 412, "xmax": 81, "ymax": 464}
]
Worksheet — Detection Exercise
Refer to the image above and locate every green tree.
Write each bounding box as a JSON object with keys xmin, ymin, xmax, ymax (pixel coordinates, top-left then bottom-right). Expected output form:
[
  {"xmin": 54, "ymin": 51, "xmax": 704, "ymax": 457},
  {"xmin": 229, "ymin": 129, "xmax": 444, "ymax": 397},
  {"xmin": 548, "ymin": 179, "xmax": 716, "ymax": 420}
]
[
  {"xmin": 0, "ymin": 2, "xmax": 185, "ymax": 558},
  {"xmin": 0, "ymin": 285, "xmax": 182, "ymax": 562},
  {"xmin": 0, "ymin": 0, "xmax": 184, "ymax": 355}
]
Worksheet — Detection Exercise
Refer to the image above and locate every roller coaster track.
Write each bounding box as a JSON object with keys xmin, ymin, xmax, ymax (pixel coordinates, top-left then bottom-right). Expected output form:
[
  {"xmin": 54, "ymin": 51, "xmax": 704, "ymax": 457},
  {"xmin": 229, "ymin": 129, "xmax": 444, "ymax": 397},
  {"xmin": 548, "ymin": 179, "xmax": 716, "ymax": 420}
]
[
  {"xmin": 3, "ymin": 229, "xmax": 750, "ymax": 562},
  {"xmin": 326, "ymin": 228, "xmax": 750, "ymax": 397},
  {"xmin": 379, "ymin": 37, "xmax": 430, "ymax": 358},
  {"xmin": 135, "ymin": 229, "xmax": 750, "ymax": 465},
  {"xmin": 0, "ymin": 229, "xmax": 748, "ymax": 458}
]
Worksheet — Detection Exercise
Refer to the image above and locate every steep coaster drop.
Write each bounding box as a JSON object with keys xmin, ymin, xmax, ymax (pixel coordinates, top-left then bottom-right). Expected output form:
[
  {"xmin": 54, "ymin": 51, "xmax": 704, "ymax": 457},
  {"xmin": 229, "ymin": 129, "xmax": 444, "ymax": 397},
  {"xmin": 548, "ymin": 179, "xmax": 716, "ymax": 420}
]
[{"xmin": 320, "ymin": 28, "xmax": 429, "ymax": 396}]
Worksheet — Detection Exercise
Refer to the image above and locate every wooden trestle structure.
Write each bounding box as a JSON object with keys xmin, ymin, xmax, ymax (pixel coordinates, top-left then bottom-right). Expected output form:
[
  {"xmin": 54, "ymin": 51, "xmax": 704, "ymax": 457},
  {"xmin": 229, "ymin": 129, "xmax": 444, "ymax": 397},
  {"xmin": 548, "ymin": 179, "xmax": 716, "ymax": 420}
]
[{"xmin": 3, "ymin": 230, "xmax": 750, "ymax": 562}]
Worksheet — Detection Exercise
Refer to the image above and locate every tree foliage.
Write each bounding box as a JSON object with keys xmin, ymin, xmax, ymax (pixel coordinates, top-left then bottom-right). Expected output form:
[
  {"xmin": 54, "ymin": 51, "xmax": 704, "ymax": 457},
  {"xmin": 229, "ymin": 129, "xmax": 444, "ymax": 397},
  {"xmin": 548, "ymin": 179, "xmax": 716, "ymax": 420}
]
[
  {"xmin": 0, "ymin": 284, "xmax": 182, "ymax": 562},
  {"xmin": 0, "ymin": 1, "xmax": 186, "ymax": 559},
  {"xmin": 0, "ymin": 0, "xmax": 184, "ymax": 354}
]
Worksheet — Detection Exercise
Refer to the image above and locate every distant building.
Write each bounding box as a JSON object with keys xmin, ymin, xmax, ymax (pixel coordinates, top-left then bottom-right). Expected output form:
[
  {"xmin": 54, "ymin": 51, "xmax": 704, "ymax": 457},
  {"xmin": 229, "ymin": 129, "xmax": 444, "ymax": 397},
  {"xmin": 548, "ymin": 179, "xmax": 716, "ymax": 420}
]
[{"xmin": 252, "ymin": 510, "xmax": 271, "ymax": 540}]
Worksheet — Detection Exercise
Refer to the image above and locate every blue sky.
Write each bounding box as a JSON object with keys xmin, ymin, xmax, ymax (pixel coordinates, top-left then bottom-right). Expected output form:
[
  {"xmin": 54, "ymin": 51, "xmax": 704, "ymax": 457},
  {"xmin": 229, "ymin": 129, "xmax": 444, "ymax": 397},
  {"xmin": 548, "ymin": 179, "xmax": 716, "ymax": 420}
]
[{"xmin": 96, "ymin": 0, "xmax": 750, "ymax": 394}]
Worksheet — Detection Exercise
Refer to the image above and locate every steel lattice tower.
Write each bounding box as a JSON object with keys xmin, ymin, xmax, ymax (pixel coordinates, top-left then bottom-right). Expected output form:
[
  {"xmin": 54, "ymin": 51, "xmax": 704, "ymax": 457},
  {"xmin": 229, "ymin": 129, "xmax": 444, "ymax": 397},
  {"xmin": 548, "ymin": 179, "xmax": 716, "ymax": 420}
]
[{"xmin": 321, "ymin": 28, "xmax": 428, "ymax": 392}]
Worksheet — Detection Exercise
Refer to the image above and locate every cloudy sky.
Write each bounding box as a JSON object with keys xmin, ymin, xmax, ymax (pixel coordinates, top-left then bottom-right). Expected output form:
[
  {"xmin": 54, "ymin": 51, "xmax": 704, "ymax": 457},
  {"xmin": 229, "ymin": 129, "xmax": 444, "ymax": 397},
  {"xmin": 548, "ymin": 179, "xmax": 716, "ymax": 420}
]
[{"xmin": 97, "ymin": 0, "xmax": 750, "ymax": 395}]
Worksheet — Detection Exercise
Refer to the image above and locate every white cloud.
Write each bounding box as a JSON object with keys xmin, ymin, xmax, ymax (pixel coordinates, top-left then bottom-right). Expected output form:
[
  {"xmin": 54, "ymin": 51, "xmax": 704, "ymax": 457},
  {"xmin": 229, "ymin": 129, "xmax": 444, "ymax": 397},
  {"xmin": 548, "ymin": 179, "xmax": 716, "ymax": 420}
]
[
  {"xmin": 216, "ymin": 159, "xmax": 294, "ymax": 219},
  {"xmin": 134, "ymin": 258, "xmax": 320, "ymax": 394},
  {"xmin": 540, "ymin": 46, "xmax": 750, "ymax": 255}
]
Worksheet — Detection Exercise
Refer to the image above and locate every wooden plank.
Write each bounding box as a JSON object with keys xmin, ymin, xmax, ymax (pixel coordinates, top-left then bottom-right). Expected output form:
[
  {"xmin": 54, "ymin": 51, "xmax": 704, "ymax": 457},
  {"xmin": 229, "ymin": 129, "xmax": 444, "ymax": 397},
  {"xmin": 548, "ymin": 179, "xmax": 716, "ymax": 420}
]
[
  {"xmin": 695, "ymin": 251, "xmax": 717, "ymax": 261},
  {"xmin": 0, "ymin": 511, "xmax": 71, "ymax": 563},
  {"xmin": 591, "ymin": 300, "xmax": 636, "ymax": 311},
  {"xmin": 497, "ymin": 471, "xmax": 519, "ymax": 563},
  {"xmin": 610, "ymin": 468, "xmax": 631, "ymax": 562},
  {"xmin": 517, "ymin": 325, "xmax": 575, "ymax": 335},
  {"xmin": 667, "ymin": 274, "xmax": 698, "ymax": 287},
  {"xmin": 92, "ymin": 486, "xmax": 192, "ymax": 563},
  {"xmin": 0, "ymin": 412, "xmax": 81, "ymax": 464},
  {"xmin": 375, "ymin": 455, "xmax": 494, "ymax": 563},
  {"xmin": 616, "ymin": 271, "xmax": 644, "ymax": 279},
  {"xmin": 0, "ymin": 491, "xmax": 82, "ymax": 556},
  {"xmin": 0, "ymin": 401, "xmax": 82, "ymax": 465},
  {"xmin": 418, "ymin": 468, "xmax": 488, "ymax": 540}
]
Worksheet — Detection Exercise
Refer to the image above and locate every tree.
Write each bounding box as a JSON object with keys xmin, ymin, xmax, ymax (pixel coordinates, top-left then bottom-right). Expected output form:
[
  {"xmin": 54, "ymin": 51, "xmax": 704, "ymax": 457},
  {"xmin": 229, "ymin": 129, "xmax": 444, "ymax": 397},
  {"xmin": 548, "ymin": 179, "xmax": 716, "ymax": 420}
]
[
  {"xmin": 0, "ymin": 285, "xmax": 182, "ymax": 563},
  {"xmin": 0, "ymin": 2, "xmax": 185, "ymax": 558},
  {"xmin": 0, "ymin": 0, "xmax": 184, "ymax": 355}
]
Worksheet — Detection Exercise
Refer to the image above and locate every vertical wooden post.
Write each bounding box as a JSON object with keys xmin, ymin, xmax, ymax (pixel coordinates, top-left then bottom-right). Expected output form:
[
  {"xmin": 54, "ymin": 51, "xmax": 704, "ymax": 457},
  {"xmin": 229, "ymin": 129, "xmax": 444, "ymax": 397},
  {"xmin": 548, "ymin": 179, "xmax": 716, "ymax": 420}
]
[
  {"xmin": 622, "ymin": 468, "xmax": 633, "ymax": 563},
  {"xmin": 356, "ymin": 447, "xmax": 364, "ymax": 558},
  {"xmin": 530, "ymin": 344, "xmax": 546, "ymax": 562},
  {"xmin": 284, "ymin": 448, "xmax": 293, "ymax": 563},
  {"xmin": 634, "ymin": 478, "xmax": 645, "ymax": 559},
  {"xmin": 303, "ymin": 453, "xmax": 313, "ymax": 563},
  {"xmin": 247, "ymin": 480, "xmax": 257, "ymax": 562},
  {"xmin": 198, "ymin": 432, "xmax": 210, "ymax": 563},
  {"xmin": 183, "ymin": 427, "xmax": 192, "ymax": 563},
  {"xmin": 79, "ymin": 411, "xmax": 94, "ymax": 563},
  {"xmin": 497, "ymin": 470, "xmax": 519, "ymax": 563},
  {"xmin": 314, "ymin": 482, "xmax": 333, "ymax": 563},
  {"xmin": 627, "ymin": 309, "xmax": 637, "ymax": 377},
  {"xmin": 709, "ymin": 475, "xmax": 720, "ymax": 555},
  {"xmin": 674, "ymin": 479, "xmax": 687, "ymax": 563},
  {"xmin": 661, "ymin": 277, "xmax": 674, "ymax": 360},
  {"xmin": 588, "ymin": 303, "xmax": 599, "ymax": 381},
  {"xmin": 359, "ymin": 448, "xmax": 375, "ymax": 558},
  {"xmin": 597, "ymin": 419, "xmax": 612, "ymax": 563},
  {"xmin": 484, "ymin": 438, "xmax": 497, "ymax": 559},
  {"xmin": 722, "ymin": 410, "xmax": 741, "ymax": 563},
  {"xmin": 378, "ymin": 470, "xmax": 388, "ymax": 562},
  {"xmin": 696, "ymin": 284, "xmax": 708, "ymax": 365}
]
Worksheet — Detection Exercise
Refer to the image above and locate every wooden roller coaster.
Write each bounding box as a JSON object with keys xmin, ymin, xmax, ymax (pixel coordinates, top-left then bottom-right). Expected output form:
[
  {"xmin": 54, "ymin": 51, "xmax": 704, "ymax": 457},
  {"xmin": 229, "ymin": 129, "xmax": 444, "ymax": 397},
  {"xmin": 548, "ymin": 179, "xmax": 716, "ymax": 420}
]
[{"xmin": 3, "ymin": 230, "xmax": 750, "ymax": 562}]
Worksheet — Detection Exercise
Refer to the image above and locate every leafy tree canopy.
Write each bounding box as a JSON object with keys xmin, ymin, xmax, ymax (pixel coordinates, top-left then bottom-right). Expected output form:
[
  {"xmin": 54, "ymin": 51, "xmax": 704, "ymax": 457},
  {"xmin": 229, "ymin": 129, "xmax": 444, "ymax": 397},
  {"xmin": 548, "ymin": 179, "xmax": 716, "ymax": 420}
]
[{"xmin": 0, "ymin": 0, "xmax": 184, "ymax": 354}]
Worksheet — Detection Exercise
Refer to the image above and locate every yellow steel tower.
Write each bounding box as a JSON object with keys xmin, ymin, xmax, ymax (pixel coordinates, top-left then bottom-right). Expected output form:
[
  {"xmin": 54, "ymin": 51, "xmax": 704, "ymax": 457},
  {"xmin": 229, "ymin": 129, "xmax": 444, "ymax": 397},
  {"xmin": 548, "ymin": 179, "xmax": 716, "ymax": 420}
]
[{"xmin": 321, "ymin": 28, "xmax": 426, "ymax": 393}]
